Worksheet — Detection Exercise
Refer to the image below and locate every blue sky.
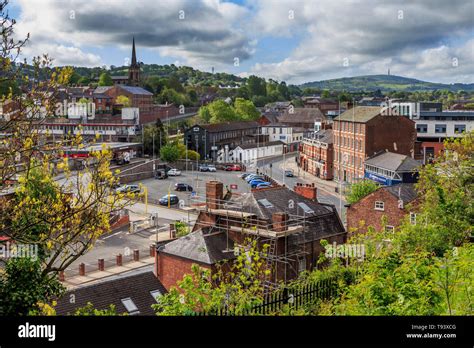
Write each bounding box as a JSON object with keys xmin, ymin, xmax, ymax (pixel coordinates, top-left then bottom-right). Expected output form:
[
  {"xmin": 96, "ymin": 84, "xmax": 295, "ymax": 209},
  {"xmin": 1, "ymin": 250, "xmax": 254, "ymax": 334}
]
[{"xmin": 11, "ymin": 0, "xmax": 474, "ymax": 84}]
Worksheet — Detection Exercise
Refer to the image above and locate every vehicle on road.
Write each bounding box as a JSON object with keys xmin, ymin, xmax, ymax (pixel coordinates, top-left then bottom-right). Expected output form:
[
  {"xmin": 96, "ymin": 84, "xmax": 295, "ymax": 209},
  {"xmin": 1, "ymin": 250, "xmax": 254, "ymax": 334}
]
[
  {"xmin": 154, "ymin": 169, "xmax": 168, "ymax": 180},
  {"xmin": 158, "ymin": 194, "xmax": 180, "ymax": 206},
  {"xmin": 199, "ymin": 164, "xmax": 217, "ymax": 172},
  {"xmin": 251, "ymin": 181, "xmax": 271, "ymax": 188},
  {"xmin": 175, "ymin": 183, "xmax": 193, "ymax": 192},
  {"xmin": 285, "ymin": 169, "xmax": 294, "ymax": 177},
  {"xmin": 225, "ymin": 164, "xmax": 242, "ymax": 171},
  {"xmin": 167, "ymin": 168, "xmax": 182, "ymax": 176},
  {"xmin": 115, "ymin": 184, "xmax": 141, "ymax": 194}
]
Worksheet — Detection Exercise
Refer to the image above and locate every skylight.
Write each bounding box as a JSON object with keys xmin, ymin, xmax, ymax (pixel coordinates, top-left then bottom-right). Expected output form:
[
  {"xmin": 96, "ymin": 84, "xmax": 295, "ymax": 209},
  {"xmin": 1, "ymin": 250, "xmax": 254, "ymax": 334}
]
[
  {"xmin": 150, "ymin": 290, "xmax": 162, "ymax": 302},
  {"xmin": 297, "ymin": 202, "xmax": 314, "ymax": 214},
  {"xmin": 258, "ymin": 198, "xmax": 273, "ymax": 208},
  {"xmin": 121, "ymin": 297, "xmax": 139, "ymax": 315}
]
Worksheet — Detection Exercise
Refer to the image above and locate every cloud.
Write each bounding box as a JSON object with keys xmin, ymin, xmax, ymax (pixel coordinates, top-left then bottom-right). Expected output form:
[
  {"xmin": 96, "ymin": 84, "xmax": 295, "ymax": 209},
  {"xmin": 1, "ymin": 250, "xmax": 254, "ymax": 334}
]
[
  {"xmin": 15, "ymin": 0, "xmax": 254, "ymax": 67},
  {"xmin": 248, "ymin": 0, "xmax": 474, "ymax": 83}
]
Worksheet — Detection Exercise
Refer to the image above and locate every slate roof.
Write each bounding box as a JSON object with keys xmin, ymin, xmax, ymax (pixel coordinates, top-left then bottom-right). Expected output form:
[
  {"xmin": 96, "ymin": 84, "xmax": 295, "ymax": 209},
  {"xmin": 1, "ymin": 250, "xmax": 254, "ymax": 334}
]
[
  {"xmin": 158, "ymin": 230, "xmax": 236, "ymax": 265},
  {"xmin": 365, "ymin": 151, "xmax": 421, "ymax": 172},
  {"xmin": 235, "ymin": 186, "xmax": 334, "ymax": 220},
  {"xmin": 55, "ymin": 268, "xmax": 166, "ymax": 316},
  {"xmin": 306, "ymin": 129, "xmax": 333, "ymax": 144},
  {"xmin": 261, "ymin": 112, "xmax": 281, "ymax": 124},
  {"xmin": 278, "ymin": 108, "xmax": 326, "ymax": 124},
  {"xmin": 94, "ymin": 86, "xmax": 113, "ymax": 94},
  {"xmin": 200, "ymin": 121, "xmax": 259, "ymax": 133},
  {"xmin": 385, "ymin": 183, "xmax": 418, "ymax": 203},
  {"xmin": 118, "ymin": 85, "xmax": 153, "ymax": 96},
  {"xmin": 335, "ymin": 106, "xmax": 383, "ymax": 123},
  {"xmin": 236, "ymin": 140, "xmax": 284, "ymax": 150},
  {"xmin": 111, "ymin": 75, "xmax": 128, "ymax": 80}
]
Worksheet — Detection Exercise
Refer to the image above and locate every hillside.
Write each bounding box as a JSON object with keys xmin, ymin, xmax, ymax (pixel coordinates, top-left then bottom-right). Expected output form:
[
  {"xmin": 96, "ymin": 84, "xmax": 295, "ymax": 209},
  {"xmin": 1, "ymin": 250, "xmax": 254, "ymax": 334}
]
[{"xmin": 299, "ymin": 74, "xmax": 474, "ymax": 92}]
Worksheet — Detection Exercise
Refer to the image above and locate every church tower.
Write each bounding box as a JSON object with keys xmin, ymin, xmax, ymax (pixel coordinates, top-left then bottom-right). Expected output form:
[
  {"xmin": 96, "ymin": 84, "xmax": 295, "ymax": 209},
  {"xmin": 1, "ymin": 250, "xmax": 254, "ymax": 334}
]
[{"xmin": 128, "ymin": 37, "xmax": 141, "ymax": 86}]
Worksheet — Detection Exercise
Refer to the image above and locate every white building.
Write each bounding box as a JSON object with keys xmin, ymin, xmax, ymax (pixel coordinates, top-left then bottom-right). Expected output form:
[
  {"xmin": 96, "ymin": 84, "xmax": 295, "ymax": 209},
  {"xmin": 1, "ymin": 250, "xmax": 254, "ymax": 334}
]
[
  {"xmin": 227, "ymin": 141, "xmax": 284, "ymax": 164},
  {"xmin": 260, "ymin": 125, "xmax": 304, "ymax": 144}
]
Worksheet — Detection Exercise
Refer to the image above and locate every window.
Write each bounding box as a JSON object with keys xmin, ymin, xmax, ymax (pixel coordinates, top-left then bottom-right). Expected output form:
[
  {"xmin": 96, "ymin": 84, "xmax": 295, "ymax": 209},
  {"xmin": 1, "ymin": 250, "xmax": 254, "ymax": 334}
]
[
  {"xmin": 298, "ymin": 258, "xmax": 306, "ymax": 273},
  {"xmin": 410, "ymin": 212, "xmax": 417, "ymax": 225},
  {"xmin": 297, "ymin": 202, "xmax": 314, "ymax": 214},
  {"xmin": 454, "ymin": 124, "xmax": 466, "ymax": 134},
  {"xmin": 435, "ymin": 124, "xmax": 446, "ymax": 133},
  {"xmin": 121, "ymin": 298, "xmax": 139, "ymax": 315},
  {"xmin": 385, "ymin": 225, "xmax": 395, "ymax": 233},
  {"xmin": 374, "ymin": 201, "xmax": 384, "ymax": 211},
  {"xmin": 416, "ymin": 124, "xmax": 428, "ymax": 133},
  {"xmin": 150, "ymin": 290, "xmax": 162, "ymax": 302}
]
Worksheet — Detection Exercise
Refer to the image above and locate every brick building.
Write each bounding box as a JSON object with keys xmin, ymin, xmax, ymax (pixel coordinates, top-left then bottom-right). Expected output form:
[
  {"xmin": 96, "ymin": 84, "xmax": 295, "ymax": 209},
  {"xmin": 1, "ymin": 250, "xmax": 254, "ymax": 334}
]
[
  {"xmin": 300, "ymin": 129, "xmax": 334, "ymax": 180},
  {"xmin": 333, "ymin": 106, "xmax": 416, "ymax": 184},
  {"xmin": 278, "ymin": 108, "xmax": 326, "ymax": 130},
  {"xmin": 155, "ymin": 180, "xmax": 346, "ymax": 290},
  {"xmin": 346, "ymin": 183, "xmax": 418, "ymax": 234}
]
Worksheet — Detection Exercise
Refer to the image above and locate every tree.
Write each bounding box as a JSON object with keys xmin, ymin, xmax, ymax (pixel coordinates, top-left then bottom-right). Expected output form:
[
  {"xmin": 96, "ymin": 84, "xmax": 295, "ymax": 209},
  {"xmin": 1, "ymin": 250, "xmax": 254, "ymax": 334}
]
[
  {"xmin": 98, "ymin": 72, "xmax": 112, "ymax": 86},
  {"xmin": 116, "ymin": 95, "xmax": 131, "ymax": 107},
  {"xmin": 234, "ymin": 98, "xmax": 260, "ymax": 121},
  {"xmin": 160, "ymin": 144, "xmax": 180, "ymax": 163},
  {"xmin": 345, "ymin": 180, "xmax": 379, "ymax": 204},
  {"xmin": 247, "ymin": 75, "xmax": 267, "ymax": 97},
  {"xmin": 207, "ymin": 100, "xmax": 237, "ymax": 124}
]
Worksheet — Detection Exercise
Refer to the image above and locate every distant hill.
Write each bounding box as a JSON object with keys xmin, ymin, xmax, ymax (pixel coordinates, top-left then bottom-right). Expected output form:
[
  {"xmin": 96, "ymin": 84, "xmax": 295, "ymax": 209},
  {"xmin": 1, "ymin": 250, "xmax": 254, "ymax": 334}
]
[{"xmin": 299, "ymin": 74, "xmax": 474, "ymax": 92}]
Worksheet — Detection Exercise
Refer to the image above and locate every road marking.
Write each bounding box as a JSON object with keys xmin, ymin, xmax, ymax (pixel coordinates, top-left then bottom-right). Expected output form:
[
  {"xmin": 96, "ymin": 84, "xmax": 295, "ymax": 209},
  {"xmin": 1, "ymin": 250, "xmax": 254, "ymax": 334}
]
[{"xmin": 102, "ymin": 231, "xmax": 123, "ymax": 240}]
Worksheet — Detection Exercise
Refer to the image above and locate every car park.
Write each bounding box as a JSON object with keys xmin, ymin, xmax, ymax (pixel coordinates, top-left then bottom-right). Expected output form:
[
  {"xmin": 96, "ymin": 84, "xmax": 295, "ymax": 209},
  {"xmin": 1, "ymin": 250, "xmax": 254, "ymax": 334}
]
[
  {"xmin": 158, "ymin": 194, "xmax": 180, "ymax": 206},
  {"xmin": 167, "ymin": 168, "xmax": 181, "ymax": 176},
  {"xmin": 175, "ymin": 183, "xmax": 193, "ymax": 192},
  {"xmin": 115, "ymin": 184, "xmax": 141, "ymax": 194}
]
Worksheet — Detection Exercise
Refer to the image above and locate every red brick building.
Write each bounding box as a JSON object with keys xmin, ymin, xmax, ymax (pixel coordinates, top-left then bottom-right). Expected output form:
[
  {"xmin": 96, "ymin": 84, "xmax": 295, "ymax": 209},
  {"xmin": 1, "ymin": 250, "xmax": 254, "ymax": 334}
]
[
  {"xmin": 346, "ymin": 183, "xmax": 418, "ymax": 234},
  {"xmin": 155, "ymin": 180, "xmax": 346, "ymax": 290},
  {"xmin": 333, "ymin": 106, "xmax": 416, "ymax": 184},
  {"xmin": 303, "ymin": 98, "xmax": 339, "ymax": 116},
  {"xmin": 300, "ymin": 129, "xmax": 334, "ymax": 180}
]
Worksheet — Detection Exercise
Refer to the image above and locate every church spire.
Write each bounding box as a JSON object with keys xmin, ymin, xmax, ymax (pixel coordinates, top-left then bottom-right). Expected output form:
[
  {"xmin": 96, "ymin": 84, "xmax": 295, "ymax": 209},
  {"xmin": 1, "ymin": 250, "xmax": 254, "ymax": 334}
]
[
  {"xmin": 128, "ymin": 37, "xmax": 140, "ymax": 86},
  {"xmin": 131, "ymin": 36, "xmax": 137, "ymax": 66}
]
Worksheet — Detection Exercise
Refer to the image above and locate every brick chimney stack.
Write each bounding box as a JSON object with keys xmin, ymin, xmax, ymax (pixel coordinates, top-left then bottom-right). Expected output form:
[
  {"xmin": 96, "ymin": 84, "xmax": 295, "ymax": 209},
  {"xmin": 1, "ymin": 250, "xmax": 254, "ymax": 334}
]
[
  {"xmin": 272, "ymin": 212, "xmax": 289, "ymax": 232},
  {"xmin": 294, "ymin": 183, "xmax": 317, "ymax": 201},
  {"xmin": 206, "ymin": 181, "xmax": 224, "ymax": 210}
]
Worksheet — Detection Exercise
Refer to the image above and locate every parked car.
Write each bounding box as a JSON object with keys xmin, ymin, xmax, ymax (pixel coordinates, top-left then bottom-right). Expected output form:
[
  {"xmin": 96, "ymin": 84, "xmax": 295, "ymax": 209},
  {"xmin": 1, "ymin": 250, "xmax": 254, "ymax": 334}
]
[
  {"xmin": 225, "ymin": 164, "xmax": 242, "ymax": 171},
  {"xmin": 207, "ymin": 165, "xmax": 217, "ymax": 172},
  {"xmin": 256, "ymin": 182, "xmax": 272, "ymax": 189},
  {"xmin": 175, "ymin": 183, "xmax": 193, "ymax": 192},
  {"xmin": 251, "ymin": 181, "xmax": 271, "ymax": 189},
  {"xmin": 246, "ymin": 175, "xmax": 265, "ymax": 183},
  {"xmin": 199, "ymin": 164, "xmax": 209, "ymax": 172},
  {"xmin": 240, "ymin": 173, "xmax": 251, "ymax": 179},
  {"xmin": 285, "ymin": 169, "xmax": 294, "ymax": 177},
  {"xmin": 159, "ymin": 194, "xmax": 180, "ymax": 206},
  {"xmin": 167, "ymin": 168, "xmax": 182, "ymax": 176},
  {"xmin": 154, "ymin": 169, "xmax": 168, "ymax": 180},
  {"xmin": 115, "ymin": 184, "xmax": 141, "ymax": 194},
  {"xmin": 248, "ymin": 179, "xmax": 266, "ymax": 186}
]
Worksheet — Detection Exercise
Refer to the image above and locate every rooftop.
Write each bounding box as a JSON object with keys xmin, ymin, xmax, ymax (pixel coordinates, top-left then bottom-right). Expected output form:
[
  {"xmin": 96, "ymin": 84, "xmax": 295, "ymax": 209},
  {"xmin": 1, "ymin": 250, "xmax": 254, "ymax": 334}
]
[
  {"xmin": 278, "ymin": 108, "xmax": 326, "ymax": 124},
  {"xmin": 236, "ymin": 140, "xmax": 284, "ymax": 150},
  {"xmin": 335, "ymin": 106, "xmax": 383, "ymax": 123},
  {"xmin": 118, "ymin": 85, "xmax": 153, "ymax": 96},
  {"xmin": 365, "ymin": 151, "xmax": 421, "ymax": 172},
  {"xmin": 55, "ymin": 268, "xmax": 165, "ymax": 316},
  {"xmin": 198, "ymin": 121, "xmax": 259, "ymax": 133},
  {"xmin": 158, "ymin": 229, "xmax": 236, "ymax": 265},
  {"xmin": 385, "ymin": 183, "xmax": 418, "ymax": 203}
]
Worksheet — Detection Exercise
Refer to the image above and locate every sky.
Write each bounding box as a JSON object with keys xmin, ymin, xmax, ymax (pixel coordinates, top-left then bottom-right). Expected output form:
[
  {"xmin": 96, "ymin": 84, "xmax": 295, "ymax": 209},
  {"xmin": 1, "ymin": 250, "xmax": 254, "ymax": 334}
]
[{"xmin": 9, "ymin": 0, "xmax": 474, "ymax": 85}]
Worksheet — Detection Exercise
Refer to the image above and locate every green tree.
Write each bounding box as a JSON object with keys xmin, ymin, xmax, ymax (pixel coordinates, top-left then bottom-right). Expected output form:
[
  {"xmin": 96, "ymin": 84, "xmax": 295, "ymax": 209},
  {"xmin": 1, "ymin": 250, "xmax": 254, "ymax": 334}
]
[
  {"xmin": 98, "ymin": 72, "xmax": 113, "ymax": 86},
  {"xmin": 234, "ymin": 98, "xmax": 260, "ymax": 121},
  {"xmin": 346, "ymin": 180, "xmax": 379, "ymax": 204},
  {"xmin": 207, "ymin": 100, "xmax": 237, "ymax": 124},
  {"xmin": 116, "ymin": 95, "xmax": 131, "ymax": 107},
  {"xmin": 247, "ymin": 75, "xmax": 267, "ymax": 97},
  {"xmin": 160, "ymin": 144, "xmax": 180, "ymax": 163}
]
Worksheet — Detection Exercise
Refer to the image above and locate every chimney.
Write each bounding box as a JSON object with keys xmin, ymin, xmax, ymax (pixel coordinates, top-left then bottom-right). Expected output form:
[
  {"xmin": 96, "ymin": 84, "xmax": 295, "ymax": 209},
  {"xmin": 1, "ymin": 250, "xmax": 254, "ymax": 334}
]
[
  {"xmin": 294, "ymin": 183, "xmax": 317, "ymax": 201},
  {"xmin": 272, "ymin": 212, "xmax": 289, "ymax": 232},
  {"xmin": 206, "ymin": 181, "xmax": 224, "ymax": 210}
]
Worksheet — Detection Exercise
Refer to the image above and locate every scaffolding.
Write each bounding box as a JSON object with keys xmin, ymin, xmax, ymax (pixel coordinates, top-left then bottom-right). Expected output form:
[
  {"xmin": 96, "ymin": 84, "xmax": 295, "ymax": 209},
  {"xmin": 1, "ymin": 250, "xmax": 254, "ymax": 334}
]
[{"xmin": 188, "ymin": 194, "xmax": 312, "ymax": 292}]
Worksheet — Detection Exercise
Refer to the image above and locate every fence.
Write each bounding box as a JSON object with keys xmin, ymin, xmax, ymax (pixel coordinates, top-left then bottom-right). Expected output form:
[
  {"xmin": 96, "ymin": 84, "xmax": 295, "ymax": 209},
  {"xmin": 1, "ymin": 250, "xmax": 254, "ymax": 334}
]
[{"xmin": 193, "ymin": 276, "xmax": 339, "ymax": 316}]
